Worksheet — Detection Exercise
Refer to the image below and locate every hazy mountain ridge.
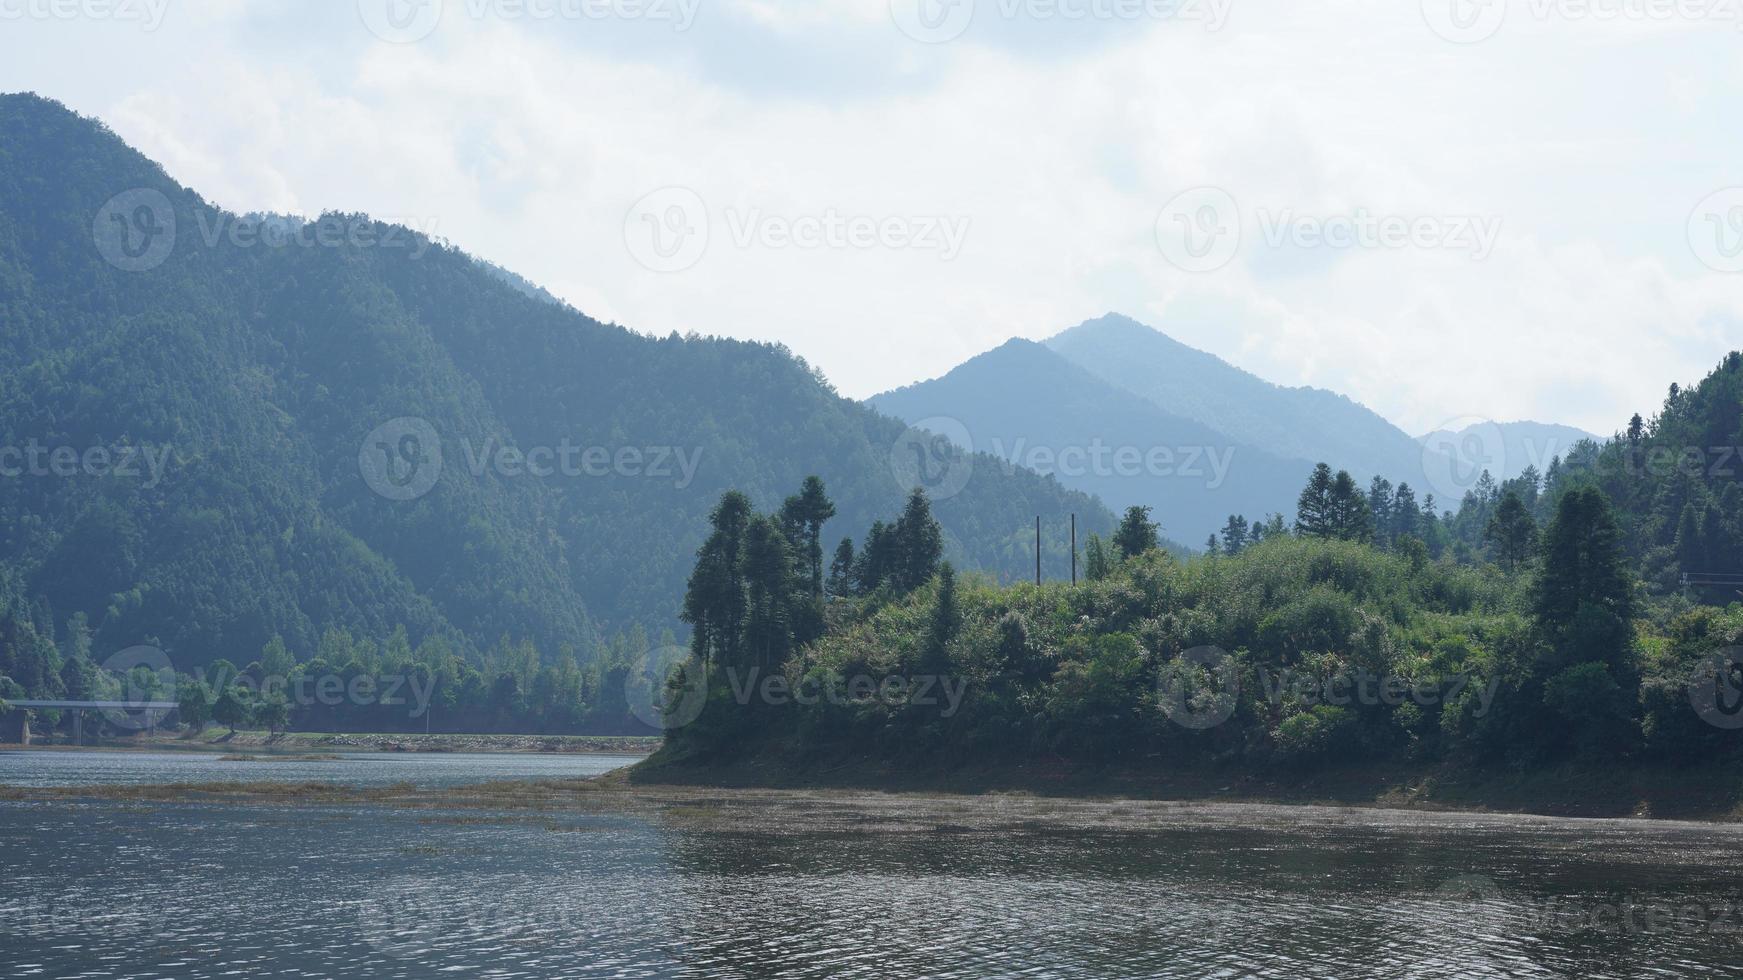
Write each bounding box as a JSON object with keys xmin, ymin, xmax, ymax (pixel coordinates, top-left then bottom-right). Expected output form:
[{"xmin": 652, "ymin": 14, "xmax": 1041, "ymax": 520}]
[
  {"xmin": 1044, "ymin": 314, "xmax": 1441, "ymax": 488},
  {"xmin": 0, "ymin": 92, "xmax": 1111, "ymax": 668},
  {"xmin": 870, "ymin": 338, "xmax": 1314, "ymax": 543},
  {"xmin": 1418, "ymin": 421, "xmax": 1604, "ymax": 484}
]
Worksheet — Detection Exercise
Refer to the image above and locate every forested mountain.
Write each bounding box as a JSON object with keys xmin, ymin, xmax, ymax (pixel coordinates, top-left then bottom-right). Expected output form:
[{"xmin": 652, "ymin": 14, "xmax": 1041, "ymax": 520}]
[
  {"xmin": 0, "ymin": 92, "xmax": 1109, "ymax": 673},
  {"xmin": 1471, "ymin": 354, "xmax": 1743, "ymax": 600},
  {"xmin": 1044, "ymin": 314, "xmax": 1439, "ymax": 486},
  {"xmin": 870, "ymin": 339, "xmax": 1309, "ymax": 543},
  {"xmin": 659, "ymin": 353, "xmax": 1743, "ymax": 782}
]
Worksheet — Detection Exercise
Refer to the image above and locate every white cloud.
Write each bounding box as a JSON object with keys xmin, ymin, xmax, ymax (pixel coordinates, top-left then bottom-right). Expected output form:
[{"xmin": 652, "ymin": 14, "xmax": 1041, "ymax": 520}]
[{"xmin": 0, "ymin": 0, "xmax": 1739, "ymax": 436}]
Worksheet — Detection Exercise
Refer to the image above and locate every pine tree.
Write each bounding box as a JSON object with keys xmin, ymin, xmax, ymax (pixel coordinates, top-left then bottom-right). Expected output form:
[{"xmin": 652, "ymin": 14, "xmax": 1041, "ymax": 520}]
[
  {"xmin": 1295, "ymin": 463, "xmax": 1336, "ymax": 538},
  {"xmin": 1533, "ymin": 487, "xmax": 1636, "ymax": 677},
  {"xmin": 781, "ymin": 476, "xmax": 836, "ymax": 599},
  {"xmin": 1391, "ymin": 484, "xmax": 1419, "ymax": 542},
  {"xmin": 827, "ymin": 537, "xmax": 857, "ymax": 597},
  {"xmin": 892, "ymin": 488, "xmax": 943, "ymax": 593},
  {"xmin": 1220, "ymin": 515, "xmax": 1249, "ymax": 556},
  {"xmin": 682, "ymin": 491, "xmax": 753, "ymax": 666},
  {"xmin": 1484, "ymin": 490, "xmax": 1539, "ymax": 571},
  {"xmin": 856, "ymin": 520, "xmax": 895, "ymax": 593},
  {"xmin": 922, "ymin": 563, "xmax": 959, "ymax": 672},
  {"xmin": 1113, "ymin": 505, "xmax": 1161, "ymax": 559},
  {"xmin": 743, "ymin": 515, "xmax": 795, "ymax": 670},
  {"xmin": 1368, "ymin": 477, "xmax": 1394, "ymax": 546},
  {"xmin": 1327, "ymin": 470, "xmax": 1373, "ymax": 541}
]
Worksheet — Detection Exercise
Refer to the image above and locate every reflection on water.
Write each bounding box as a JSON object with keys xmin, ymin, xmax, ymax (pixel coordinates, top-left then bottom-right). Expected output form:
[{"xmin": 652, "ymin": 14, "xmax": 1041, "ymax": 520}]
[
  {"xmin": 0, "ymin": 749, "xmax": 641, "ymax": 788},
  {"xmin": 3, "ymin": 754, "xmax": 1742, "ymax": 978}
]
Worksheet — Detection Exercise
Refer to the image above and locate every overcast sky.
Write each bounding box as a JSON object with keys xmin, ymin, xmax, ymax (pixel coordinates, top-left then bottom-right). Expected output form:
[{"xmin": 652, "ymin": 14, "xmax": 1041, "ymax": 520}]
[{"xmin": 4, "ymin": 0, "xmax": 1741, "ymax": 435}]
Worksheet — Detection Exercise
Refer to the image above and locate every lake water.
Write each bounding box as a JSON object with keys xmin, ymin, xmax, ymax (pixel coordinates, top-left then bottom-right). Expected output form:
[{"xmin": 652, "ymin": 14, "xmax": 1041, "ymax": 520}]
[
  {"xmin": 0, "ymin": 748, "xmax": 642, "ymax": 789},
  {"xmin": 4, "ymin": 751, "xmax": 1743, "ymax": 978}
]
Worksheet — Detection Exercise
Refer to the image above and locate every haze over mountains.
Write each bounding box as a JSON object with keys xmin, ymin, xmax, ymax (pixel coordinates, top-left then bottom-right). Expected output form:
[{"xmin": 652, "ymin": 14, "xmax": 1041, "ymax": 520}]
[
  {"xmin": 871, "ymin": 338, "xmax": 1312, "ymax": 543},
  {"xmin": 873, "ymin": 314, "xmax": 1600, "ymax": 542},
  {"xmin": 0, "ymin": 92, "xmax": 1610, "ymax": 672},
  {"xmin": 1418, "ymin": 421, "xmax": 1602, "ymax": 484},
  {"xmin": 0, "ymin": 93, "xmax": 1107, "ymax": 669}
]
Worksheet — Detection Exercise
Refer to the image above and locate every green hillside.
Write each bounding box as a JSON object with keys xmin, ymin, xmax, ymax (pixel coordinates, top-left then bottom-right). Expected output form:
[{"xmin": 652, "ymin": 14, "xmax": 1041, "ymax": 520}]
[{"xmin": 0, "ymin": 92, "xmax": 1111, "ymax": 673}]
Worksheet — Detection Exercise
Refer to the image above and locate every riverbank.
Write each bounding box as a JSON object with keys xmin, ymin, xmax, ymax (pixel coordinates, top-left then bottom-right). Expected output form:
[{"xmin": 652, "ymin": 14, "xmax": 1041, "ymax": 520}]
[
  {"xmin": 7, "ymin": 730, "xmax": 662, "ymax": 756},
  {"xmin": 627, "ymin": 746, "xmax": 1743, "ymax": 822}
]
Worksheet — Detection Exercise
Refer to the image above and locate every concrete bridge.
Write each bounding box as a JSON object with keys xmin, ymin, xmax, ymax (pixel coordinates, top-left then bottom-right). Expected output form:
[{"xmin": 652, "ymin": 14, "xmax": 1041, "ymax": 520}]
[{"xmin": 2, "ymin": 700, "xmax": 179, "ymax": 746}]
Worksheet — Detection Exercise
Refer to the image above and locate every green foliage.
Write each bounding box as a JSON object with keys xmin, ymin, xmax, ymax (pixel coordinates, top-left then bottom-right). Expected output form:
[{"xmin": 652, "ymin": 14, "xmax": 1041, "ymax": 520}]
[
  {"xmin": 1113, "ymin": 505, "xmax": 1161, "ymax": 559},
  {"xmin": 1533, "ymin": 487, "xmax": 1636, "ymax": 680},
  {"xmin": 212, "ymin": 686, "xmax": 249, "ymax": 734},
  {"xmin": 1542, "ymin": 662, "xmax": 1633, "ymax": 757},
  {"xmin": 1083, "ymin": 534, "xmax": 1113, "ymax": 582},
  {"xmin": 0, "ymin": 93, "xmax": 1111, "ymax": 679},
  {"xmin": 1271, "ymin": 705, "xmax": 1360, "ymax": 766}
]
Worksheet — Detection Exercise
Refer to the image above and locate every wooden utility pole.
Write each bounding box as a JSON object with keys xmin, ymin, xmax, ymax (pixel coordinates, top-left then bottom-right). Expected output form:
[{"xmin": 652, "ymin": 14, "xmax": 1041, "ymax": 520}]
[
  {"xmin": 1071, "ymin": 514, "xmax": 1077, "ymax": 585},
  {"xmin": 1035, "ymin": 516, "xmax": 1041, "ymax": 586}
]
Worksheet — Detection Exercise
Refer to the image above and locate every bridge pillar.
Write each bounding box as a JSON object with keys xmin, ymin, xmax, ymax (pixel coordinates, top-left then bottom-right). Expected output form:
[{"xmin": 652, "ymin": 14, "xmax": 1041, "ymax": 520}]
[{"xmin": 0, "ymin": 709, "xmax": 29, "ymax": 746}]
